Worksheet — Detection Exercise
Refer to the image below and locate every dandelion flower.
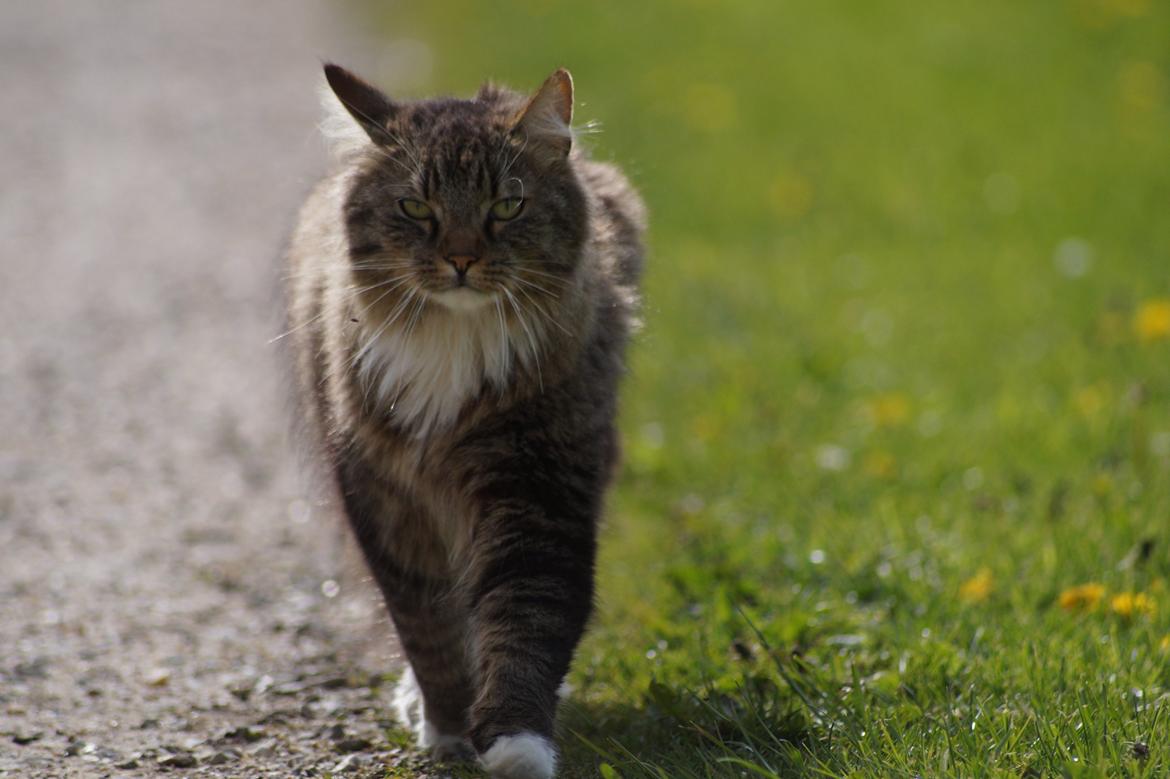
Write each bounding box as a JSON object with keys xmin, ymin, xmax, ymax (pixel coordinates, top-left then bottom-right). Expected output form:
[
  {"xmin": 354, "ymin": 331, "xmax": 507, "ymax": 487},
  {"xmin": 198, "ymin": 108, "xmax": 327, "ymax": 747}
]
[
  {"xmin": 959, "ymin": 568, "xmax": 994, "ymax": 603},
  {"xmin": 1073, "ymin": 385, "xmax": 1106, "ymax": 418},
  {"xmin": 866, "ymin": 393, "xmax": 911, "ymax": 428},
  {"xmin": 1109, "ymin": 591, "xmax": 1155, "ymax": 618},
  {"xmin": 863, "ymin": 450, "xmax": 897, "ymax": 479},
  {"xmin": 1059, "ymin": 583, "xmax": 1105, "ymax": 612},
  {"xmin": 1134, "ymin": 299, "xmax": 1170, "ymax": 342}
]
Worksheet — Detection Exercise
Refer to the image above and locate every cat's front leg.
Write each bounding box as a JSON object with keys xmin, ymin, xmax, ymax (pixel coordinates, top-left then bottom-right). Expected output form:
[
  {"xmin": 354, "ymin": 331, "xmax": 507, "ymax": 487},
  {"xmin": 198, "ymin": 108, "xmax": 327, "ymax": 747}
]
[
  {"xmin": 464, "ymin": 497, "xmax": 598, "ymax": 779},
  {"xmin": 382, "ymin": 580, "xmax": 476, "ymax": 761},
  {"xmin": 336, "ymin": 462, "xmax": 476, "ymax": 760}
]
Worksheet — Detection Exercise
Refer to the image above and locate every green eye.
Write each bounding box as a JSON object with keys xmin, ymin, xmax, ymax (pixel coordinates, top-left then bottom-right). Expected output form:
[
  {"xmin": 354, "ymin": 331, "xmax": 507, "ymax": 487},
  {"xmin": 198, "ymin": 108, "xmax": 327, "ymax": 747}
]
[
  {"xmin": 399, "ymin": 199, "xmax": 434, "ymax": 220},
  {"xmin": 490, "ymin": 197, "xmax": 524, "ymax": 221}
]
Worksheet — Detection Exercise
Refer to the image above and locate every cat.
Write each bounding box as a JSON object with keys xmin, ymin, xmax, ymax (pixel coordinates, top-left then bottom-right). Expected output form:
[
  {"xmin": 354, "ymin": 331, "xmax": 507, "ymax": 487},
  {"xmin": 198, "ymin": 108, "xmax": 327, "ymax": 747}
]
[{"xmin": 283, "ymin": 63, "xmax": 645, "ymax": 778}]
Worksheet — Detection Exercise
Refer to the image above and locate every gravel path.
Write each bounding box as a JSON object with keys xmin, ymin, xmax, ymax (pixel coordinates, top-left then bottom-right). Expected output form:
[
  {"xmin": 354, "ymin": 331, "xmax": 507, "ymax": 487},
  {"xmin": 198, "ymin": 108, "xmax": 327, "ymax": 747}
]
[{"xmin": 0, "ymin": 3, "xmax": 420, "ymax": 776}]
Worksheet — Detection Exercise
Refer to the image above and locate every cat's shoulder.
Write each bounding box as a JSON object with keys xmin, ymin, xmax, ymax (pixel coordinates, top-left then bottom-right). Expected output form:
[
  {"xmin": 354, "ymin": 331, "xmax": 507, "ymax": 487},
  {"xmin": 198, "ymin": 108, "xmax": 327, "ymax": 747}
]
[{"xmin": 576, "ymin": 157, "xmax": 646, "ymax": 236}]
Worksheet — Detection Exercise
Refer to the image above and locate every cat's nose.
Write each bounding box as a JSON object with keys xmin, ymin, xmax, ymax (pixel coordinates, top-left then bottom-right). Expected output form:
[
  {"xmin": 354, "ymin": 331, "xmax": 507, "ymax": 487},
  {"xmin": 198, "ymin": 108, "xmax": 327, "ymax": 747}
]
[{"xmin": 445, "ymin": 255, "xmax": 480, "ymax": 274}]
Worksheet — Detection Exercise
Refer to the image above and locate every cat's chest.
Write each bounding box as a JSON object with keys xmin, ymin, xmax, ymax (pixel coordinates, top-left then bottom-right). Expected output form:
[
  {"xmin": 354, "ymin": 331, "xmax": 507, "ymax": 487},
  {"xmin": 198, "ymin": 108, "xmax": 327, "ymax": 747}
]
[{"xmin": 354, "ymin": 307, "xmax": 517, "ymax": 439}]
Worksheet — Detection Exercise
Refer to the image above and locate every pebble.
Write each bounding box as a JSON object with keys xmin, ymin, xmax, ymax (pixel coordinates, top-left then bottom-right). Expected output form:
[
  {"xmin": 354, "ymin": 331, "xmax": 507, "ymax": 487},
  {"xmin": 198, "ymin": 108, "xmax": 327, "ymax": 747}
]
[
  {"xmin": 157, "ymin": 752, "xmax": 198, "ymax": 768},
  {"xmin": 144, "ymin": 668, "xmax": 171, "ymax": 687},
  {"xmin": 332, "ymin": 753, "xmax": 364, "ymax": 773},
  {"xmin": 334, "ymin": 737, "xmax": 372, "ymax": 753},
  {"xmin": 222, "ymin": 725, "xmax": 264, "ymax": 743}
]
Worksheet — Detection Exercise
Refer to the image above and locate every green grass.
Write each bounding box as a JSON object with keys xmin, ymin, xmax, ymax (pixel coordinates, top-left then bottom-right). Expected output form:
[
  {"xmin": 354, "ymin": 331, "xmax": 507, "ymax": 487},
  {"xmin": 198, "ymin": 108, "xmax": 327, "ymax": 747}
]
[{"xmin": 363, "ymin": 1, "xmax": 1170, "ymax": 775}]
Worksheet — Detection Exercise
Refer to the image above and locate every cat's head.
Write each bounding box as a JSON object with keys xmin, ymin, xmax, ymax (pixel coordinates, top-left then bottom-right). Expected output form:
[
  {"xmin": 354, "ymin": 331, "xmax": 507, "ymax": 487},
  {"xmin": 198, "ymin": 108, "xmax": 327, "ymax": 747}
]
[{"xmin": 322, "ymin": 64, "xmax": 587, "ymax": 317}]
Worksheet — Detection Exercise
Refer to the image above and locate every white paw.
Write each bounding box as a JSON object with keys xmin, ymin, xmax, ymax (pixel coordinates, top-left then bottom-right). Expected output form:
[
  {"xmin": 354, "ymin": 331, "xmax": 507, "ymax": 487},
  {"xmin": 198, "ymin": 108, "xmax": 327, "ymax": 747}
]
[
  {"xmin": 391, "ymin": 667, "xmax": 424, "ymax": 734},
  {"xmin": 393, "ymin": 667, "xmax": 473, "ymax": 760},
  {"xmin": 479, "ymin": 732, "xmax": 557, "ymax": 779},
  {"xmin": 422, "ymin": 720, "xmax": 475, "ymax": 762}
]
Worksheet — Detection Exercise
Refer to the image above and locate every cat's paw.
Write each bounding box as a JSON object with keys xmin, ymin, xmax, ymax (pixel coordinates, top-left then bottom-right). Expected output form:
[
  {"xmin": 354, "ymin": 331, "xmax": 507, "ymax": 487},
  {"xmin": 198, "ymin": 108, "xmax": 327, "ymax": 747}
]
[
  {"xmin": 391, "ymin": 667, "xmax": 424, "ymax": 733},
  {"xmin": 423, "ymin": 725, "xmax": 476, "ymax": 763},
  {"xmin": 479, "ymin": 732, "xmax": 557, "ymax": 779},
  {"xmin": 394, "ymin": 667, "xmax": 472, "ymax": 760}
]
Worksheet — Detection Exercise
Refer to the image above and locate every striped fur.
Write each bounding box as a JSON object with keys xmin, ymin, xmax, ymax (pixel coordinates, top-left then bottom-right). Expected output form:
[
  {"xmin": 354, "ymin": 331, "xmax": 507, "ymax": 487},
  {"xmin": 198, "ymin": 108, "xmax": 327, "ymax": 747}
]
[{"xmin": 284, "ymin": 65, "xmax": 645, "ymax": 777}]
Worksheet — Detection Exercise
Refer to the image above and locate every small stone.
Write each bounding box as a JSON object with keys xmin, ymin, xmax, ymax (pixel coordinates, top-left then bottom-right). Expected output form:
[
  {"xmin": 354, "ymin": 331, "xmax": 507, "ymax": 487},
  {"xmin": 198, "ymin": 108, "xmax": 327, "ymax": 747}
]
[
  {"xmin": 114, "ymin": 759, "xmax": 140, "ymax": 769},
  {"xmin": 222, "ymin": 725, "xmax": 264, "ymax": 743},
  {"xmin": 158, "ymin": 752, "xmax": 198, "ymax": 768},
  {"xmin": 207, "ymin": 750, "xmax": 237, "ymax": 765},
  {"xmin": 333, "ymin": 754, "xmax": 364, "ymax": 773},
  {"xmin": 144, "ymin": 668, "xmax": 171, "ymax": 687},
  {"xmin": 327, "ymin": 724, "xmax": 346, "ymax": 741},
  {"xmin": 334, "ymin": 737, "xmax": 372, "ymax": 753},
  {"xmin": 247, "ymin": 739, "xmax": 277, "ymax": 758},
  {"xmin": 12, "ymin": 732, "xmax": 42, "ymax": 745}
]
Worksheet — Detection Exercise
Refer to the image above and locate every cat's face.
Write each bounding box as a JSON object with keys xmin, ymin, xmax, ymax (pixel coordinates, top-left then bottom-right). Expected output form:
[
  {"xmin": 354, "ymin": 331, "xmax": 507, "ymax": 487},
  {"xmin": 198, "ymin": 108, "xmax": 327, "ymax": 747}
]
[{"xmin": 330, "ymin": 67, "xmax": 586, "ymax": 318}]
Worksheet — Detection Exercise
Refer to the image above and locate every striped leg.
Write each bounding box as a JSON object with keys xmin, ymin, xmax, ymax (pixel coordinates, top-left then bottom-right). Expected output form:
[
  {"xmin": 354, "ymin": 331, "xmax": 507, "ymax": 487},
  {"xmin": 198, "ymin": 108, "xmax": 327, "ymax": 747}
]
[
  {"xmin": 337, "ymin": 463, "xmax": 475, "ymax": 759},
  {"xmin": 382, "ymin": 578, "xmax": 475, "ymax": 760},
  {"xmin": 466, "ymin": 500, "xmax": 597, "ymax": 779}
]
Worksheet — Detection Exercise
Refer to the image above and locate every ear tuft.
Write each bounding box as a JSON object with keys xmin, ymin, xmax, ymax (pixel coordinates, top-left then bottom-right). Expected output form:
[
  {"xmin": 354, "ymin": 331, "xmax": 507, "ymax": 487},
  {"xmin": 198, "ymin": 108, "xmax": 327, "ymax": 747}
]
[
  {"xmin": 321, "ymin": 63, "xmax": 398, "ymax": 146},
  {"xmin": 513, "ymin": 68, "xmax": 574, "ymax": 157}
]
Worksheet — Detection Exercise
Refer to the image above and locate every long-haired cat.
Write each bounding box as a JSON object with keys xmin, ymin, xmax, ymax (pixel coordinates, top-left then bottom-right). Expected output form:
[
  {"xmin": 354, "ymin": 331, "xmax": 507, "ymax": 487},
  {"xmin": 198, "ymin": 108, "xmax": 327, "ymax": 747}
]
[{"xmin": 283, "ymin": 64, "xmax": 644, "ymax": 778}]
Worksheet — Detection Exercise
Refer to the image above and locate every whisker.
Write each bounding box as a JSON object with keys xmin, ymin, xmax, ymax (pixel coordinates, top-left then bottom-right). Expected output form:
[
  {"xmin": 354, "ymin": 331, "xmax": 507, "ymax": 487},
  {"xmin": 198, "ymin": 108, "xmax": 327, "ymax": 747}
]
[
  {"xmin": 509, "ymin": 266, "xmax": 570, "ymax": 285},
  {"xmin": 350, "ymin": 259, "xmax": 415, "ymax": 269},
  {"xmin": 404, "ymin": 292, "xmax": 427, "ymax": 340},
  {"xmin": 349, "ymin": 287, "xmax": 418, "ymax": 369},
  {"xmin": 493, "ymin": 296, "xmax": 511, "ymax": 391},
  {"xmin": 503, "ymin": 288, "xmax": 543, "ymax": 392},
  {"xmin": 281, "ymin": 261, "xmax": 413, "ymax": 281},
  {"xmin": 513, "ymin": 283, "xmax": 572, "ymax": 337},
  {"xmin": 497, "ymin": 135, "xmax": 529, "ymax": 185},
  {"xmin": 511, "ymin": 275, "xmax": 562, "ymax": 300},
  {"xmin": 268, "ymin": 277, "xmax": 407, "ymax": 343}
]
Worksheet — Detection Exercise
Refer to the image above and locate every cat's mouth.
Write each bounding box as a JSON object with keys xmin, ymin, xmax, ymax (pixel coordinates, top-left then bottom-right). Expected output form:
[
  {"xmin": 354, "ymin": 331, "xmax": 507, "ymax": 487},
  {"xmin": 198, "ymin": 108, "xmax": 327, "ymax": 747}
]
[{"xmin": 431, "ymin": 286, "xmax": 495, "ymax": 312}]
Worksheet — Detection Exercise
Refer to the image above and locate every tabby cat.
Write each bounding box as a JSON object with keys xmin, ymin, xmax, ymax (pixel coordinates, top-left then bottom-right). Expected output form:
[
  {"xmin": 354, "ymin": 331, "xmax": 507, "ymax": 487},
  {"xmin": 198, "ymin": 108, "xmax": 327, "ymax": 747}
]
[{"xmin": 283, "ymin": 64, "xmax": 645, "ymax": 778}]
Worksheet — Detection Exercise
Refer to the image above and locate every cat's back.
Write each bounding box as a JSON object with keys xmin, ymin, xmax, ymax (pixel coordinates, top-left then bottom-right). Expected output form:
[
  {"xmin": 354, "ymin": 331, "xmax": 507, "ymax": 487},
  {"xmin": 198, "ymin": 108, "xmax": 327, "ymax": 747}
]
[{"xmin": 576, "ymin": 157, "xmax": 646, "ymax": 292}]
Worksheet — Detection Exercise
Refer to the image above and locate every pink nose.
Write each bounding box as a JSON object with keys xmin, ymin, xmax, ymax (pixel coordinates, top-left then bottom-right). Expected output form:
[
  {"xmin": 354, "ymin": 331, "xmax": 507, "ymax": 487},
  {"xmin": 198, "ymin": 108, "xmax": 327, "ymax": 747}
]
[{"xmin": 447, "ymin": 255, "xmax": 479, "ymax": 273}]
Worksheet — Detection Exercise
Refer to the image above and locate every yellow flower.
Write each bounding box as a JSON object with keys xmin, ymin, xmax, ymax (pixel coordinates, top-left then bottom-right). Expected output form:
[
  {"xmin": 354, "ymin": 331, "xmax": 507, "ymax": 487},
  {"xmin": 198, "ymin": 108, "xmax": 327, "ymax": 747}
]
[
  {"xmin": 683, "ymin": 82, "xmax": 738, "ymax": 134},
  {"xmin": 959, "ymin": 568, "xmax": 994, "ymax": 603},
  {"xmin": 1059, "ymin": 583, "xmax": 1106, "ymax": 612},
  {"xmin": 865, "ymin": 393, "xmax": 911, "ymax": 428},
  {"xmin": 863, "ymin": 450, "xmax": 897, "ymax": 479},
  {"xmin": 1073, "ymin": 385, "xmax": 1107, "ymax": 418},
  {"xmin": 1160, "ymin": 635, "xmax": 1170, "ymax": 652},
  {"xmin": 1109, "ymin": 591, "xmax": 1155, "ymax": 618},
  {"xmin": 768, "ymin": 171, "xmax": 813, "ymax": 219},
  {"xmin": 1134, "ymin": 299, "xmax": 1170, "ymax": 342},
  {"xmin": 1106, "ymin": 0, "xmax": 1150, "ymax": 17}
]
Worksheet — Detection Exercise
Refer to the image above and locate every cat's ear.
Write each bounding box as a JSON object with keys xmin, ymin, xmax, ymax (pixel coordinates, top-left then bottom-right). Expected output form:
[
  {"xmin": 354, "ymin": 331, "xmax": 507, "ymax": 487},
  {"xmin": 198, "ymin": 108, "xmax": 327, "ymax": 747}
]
[
  {"xmin": 321, "ymin": 63, "xmax": 398, "ymax": 151},
  {"xmin": 512, "ymin": 68, "xmax": 574, "ymax": 158}
]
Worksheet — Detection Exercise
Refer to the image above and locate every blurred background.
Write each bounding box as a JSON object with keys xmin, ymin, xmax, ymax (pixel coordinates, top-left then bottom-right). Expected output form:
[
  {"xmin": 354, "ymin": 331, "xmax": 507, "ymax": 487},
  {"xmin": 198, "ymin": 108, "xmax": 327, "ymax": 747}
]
[{"xmin": 2, "ymin": 1, "xmax": 1169, "ymax": 776}]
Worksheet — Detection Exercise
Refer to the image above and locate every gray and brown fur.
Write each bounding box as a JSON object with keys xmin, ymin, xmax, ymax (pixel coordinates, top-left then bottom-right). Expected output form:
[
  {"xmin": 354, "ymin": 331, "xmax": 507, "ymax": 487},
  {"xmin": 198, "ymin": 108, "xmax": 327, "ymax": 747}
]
[{"xmin": 283, "ymin": 64, "xmax": 644, "ymax": 776}]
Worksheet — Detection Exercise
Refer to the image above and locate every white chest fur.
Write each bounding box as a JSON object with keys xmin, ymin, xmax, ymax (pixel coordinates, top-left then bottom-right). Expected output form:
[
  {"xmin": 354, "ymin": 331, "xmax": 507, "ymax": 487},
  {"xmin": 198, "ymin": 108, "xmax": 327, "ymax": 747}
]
[{"xmin": 355, "ymin": 299, "xmax": 537, "ymax": 439}]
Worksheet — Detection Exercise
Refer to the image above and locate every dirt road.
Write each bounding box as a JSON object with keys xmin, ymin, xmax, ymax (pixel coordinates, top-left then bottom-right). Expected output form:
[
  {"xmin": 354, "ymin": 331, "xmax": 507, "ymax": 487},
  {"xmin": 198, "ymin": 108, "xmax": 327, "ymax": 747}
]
[{"xmin": 0, "ymin": 3, "xmax": 418, "ymax": 776}]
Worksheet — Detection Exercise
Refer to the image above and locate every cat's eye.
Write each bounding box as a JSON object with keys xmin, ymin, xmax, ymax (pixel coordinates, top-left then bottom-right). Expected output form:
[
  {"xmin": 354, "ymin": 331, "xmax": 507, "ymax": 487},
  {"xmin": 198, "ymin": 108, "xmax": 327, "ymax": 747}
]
[
  {"xmin": 399, "ymin": 198, "xmax": 434, "ymax": 220},
  {"xmin": 490, "ymin": 197, "xmax": 524, "ymax": 221}
]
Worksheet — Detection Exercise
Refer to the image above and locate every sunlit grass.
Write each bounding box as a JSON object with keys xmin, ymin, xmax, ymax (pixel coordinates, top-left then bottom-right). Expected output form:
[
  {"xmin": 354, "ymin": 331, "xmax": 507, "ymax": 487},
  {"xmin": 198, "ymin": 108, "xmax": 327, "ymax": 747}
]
[{"xmin": 363, "ymin": 1, "xmax": 1170, "ymax": 775}]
